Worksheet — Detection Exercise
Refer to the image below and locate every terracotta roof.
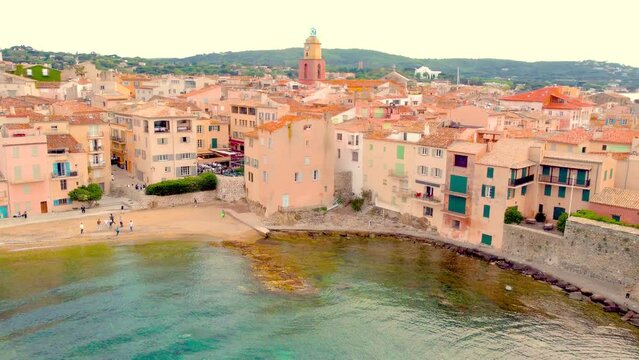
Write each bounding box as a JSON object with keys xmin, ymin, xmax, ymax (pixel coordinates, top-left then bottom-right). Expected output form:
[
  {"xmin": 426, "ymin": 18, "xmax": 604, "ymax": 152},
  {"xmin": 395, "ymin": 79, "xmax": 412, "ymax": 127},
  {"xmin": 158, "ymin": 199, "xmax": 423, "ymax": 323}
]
[
  {"xmin": 258, "ymin": 115, "xmax": 309, "ymax": 132},
  {"xmin": 447, "ymin": 141, "xmax": 486, "ymax": 154},
  {"xmin": 53, "ymin": 100, "xmax": 105, "ymax": 114},
  {"xmin": 418, "ymin": 127, "xmax": 465, "ymax": 148},
  {"xmin": 244, "ymin": 130, "xmax": 258, "ymax": 138},
  {"xmin": 501, "ymin": 86, "xmax": 564, "ymax": 102},
  {"xmin": 15, "ymin": 95, "xmax": 56, "ymax": 105},
  {"xmin": 591, "ymin": 129, "xmax": 639, "ymax": 144},
  {"xmin": 68, "ymin": 115, "xmax": 104, "ymax": 125},
  {"xmin": 543, "ymin": 151, "xmax": 609, "ymax": 163},
  {"xmin": 36, "ymin": 82, "xmax": 62, "ymax": 89},
  {"xmin": 334, "ymin": 118, "xmax": 374, "ymax": 133},
  {"xmin": 590, "ymin": 188, "xmax": 639, "ymax": 210},
  {"xmin": 2, "ymin": 123, "xmax": 33, "ymax": 130},
  {"xmin": 477, "ymin": 139, "xmax": 541, "ymax": 167},
  {"xmin": 46, "ymin": 134, "xmax": 83, "ymax": 152},
  {"xmin": 185, "ymin": 85, "xmax": 220, "ymax": 97},
  {"xmin": 547, "ymin": 128, "xmax": 593, "ymax": 144}
]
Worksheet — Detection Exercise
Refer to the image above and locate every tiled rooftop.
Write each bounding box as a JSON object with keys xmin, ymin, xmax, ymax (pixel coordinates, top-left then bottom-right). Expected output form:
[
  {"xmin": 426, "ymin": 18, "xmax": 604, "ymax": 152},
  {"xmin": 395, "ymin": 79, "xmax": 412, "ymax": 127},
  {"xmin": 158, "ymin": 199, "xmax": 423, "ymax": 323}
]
[{"xmin": 590, "ymin": 187, "xmax": 639, "ymax": 211}]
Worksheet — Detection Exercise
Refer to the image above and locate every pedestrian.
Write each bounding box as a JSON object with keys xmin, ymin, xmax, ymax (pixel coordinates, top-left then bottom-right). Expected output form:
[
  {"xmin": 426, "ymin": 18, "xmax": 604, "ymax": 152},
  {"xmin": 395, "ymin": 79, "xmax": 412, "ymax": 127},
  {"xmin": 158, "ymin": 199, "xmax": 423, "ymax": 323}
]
[
  {"xmin": 97, "ymin": 219, "xmax": 101, "ymax": 230},
  {"xmin": 115, "ymin": 226, "xmax": 120, "ymax": 236},
  {"xmin": 108, "ymin": 219, "xmax": 113, "ymax": 229},
  {"xmin": 109, "ymin": 213, "xmax": 114, "ymax": 223},
  {"xmin": 194, "ymin": 198, "xmax": 198, "ymax": 207},
  {"xmin": 220, "ymin": 209, "xmax": 225, "ymax": 219},
  {"xmin": 80, "ymin": 222, "xmax": 84, "ymax": 235},
  {"xmin": 23, "ymin": 211, "xmax": 27, "ymax": 219},
  {"xmin": 119, "ymin": 219, "xmax": 123, "ymax": 228},
  {"xmin": 129, "ymin": 220, "xmax": 133, "ymax": 232}
]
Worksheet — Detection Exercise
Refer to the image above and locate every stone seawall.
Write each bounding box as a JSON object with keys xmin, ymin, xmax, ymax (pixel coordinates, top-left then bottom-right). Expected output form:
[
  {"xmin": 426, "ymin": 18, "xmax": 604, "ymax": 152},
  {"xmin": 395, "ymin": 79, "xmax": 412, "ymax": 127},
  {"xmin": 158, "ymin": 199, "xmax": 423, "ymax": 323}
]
[
  {"xmin": 215, "ymin": 175, "xmax": 245, "ymax": 202},
  {"xmin": 503, "ymin": 217, "xmax": 639, "ymax": 287},
  {"xmin": 146, "ymin": 190, "xmax": 218, "ymax": 208}
]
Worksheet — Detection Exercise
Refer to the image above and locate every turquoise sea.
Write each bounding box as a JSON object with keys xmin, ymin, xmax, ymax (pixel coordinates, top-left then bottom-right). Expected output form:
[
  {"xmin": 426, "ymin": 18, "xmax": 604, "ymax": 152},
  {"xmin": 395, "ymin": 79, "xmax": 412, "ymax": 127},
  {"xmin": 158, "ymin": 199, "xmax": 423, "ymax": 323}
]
[{"xmin": 0, "ymin": 236, "xmax": 637, "ymax": 359}]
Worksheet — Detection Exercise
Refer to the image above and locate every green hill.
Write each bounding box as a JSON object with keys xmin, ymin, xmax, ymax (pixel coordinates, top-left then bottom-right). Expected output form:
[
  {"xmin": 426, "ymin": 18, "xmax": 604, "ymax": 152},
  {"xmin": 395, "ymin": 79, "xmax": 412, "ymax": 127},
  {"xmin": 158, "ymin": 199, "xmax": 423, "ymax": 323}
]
[{"xmin": 3, "ymin": 45, "xmax": 639, "ymax": 90}]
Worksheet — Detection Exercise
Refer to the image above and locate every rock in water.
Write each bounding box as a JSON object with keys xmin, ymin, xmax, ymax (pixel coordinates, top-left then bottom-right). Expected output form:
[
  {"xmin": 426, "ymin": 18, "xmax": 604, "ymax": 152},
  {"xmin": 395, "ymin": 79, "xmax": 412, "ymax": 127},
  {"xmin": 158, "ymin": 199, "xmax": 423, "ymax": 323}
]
[{"xmin": 505, "ymin": 285, "xmax": 513, "ymax": 291}]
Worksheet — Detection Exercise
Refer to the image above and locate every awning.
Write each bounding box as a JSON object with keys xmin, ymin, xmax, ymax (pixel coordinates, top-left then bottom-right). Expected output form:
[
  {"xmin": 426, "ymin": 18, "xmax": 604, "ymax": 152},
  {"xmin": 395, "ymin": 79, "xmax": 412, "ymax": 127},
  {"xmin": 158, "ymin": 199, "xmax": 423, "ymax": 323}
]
[
  {"xmin": 415, "ymin": 180, "xmax": 440, "ymax": 187},
  {"xmin": 541, "ymin": 160, "xmax": 592, "ymax": 170}
]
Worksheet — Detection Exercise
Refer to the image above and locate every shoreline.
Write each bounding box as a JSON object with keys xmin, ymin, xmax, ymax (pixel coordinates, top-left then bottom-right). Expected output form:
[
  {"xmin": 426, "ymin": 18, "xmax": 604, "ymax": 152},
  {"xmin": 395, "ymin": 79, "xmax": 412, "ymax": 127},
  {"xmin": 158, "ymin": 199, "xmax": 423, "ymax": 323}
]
[{"xmin": 267, "ymin": 227, "xmax": 639, "ymax": 328}]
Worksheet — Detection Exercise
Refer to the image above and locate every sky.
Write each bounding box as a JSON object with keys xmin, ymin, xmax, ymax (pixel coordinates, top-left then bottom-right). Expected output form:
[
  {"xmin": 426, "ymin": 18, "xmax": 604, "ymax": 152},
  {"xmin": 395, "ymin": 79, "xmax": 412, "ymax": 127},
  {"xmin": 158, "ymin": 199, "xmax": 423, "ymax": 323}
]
[{"xmin": 2, "ymin": 0, "xmax": 638, "ymax": 67}]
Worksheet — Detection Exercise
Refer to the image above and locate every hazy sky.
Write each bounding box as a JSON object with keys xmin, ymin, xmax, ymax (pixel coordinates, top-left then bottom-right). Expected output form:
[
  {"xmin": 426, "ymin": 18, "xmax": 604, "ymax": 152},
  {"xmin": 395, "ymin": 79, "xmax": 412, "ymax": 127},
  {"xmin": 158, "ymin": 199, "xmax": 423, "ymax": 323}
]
[{"xmin": 3, "ymin": 0, "xmax": 638, "ymax": 66}]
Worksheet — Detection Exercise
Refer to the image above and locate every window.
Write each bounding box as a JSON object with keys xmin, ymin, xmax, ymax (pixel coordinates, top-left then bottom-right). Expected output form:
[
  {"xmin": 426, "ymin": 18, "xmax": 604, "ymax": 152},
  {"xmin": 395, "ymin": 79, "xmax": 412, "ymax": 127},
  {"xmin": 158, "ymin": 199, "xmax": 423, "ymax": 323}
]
[
  {"xmin": 26, "ymin": 69, "xmax": 33, "ymax": 76},
  {"xmin": 54, "ymin": 198, "xmax": 70, "ymax": 206},
  {"xmin": 164, "ymin": 166, "xmax": 171, "ymax": 173},
  {"xmin": 487, "ymin": 167, "xmax": 494, "ymax": 178},
  {"xmin": 610, "ymin": 168, "xmax": 614, "ymax": 179},
  {"xmin": 452, "ymin": 220, "xmax": 461, "ymax": 229},
  {"xmin": 581, "ymin": 189, "xmax": 590, "ymax": 202},
  {"xmin": 521, "ymin": 185, "xmax": 527, "ymax": 196},
  {"xmin": 544, "ymin": 185, "xmax": 552, "ymax": 196},
  {"xmin": 179, "ymin": 166, "xmax": 191, "ymax": 176},
  {"xmin": 153, "ymin": 154, "xmax": 172, "ymax": 162},
  {"xmin": 337, "ymin": 149, "xmax": 341, "ymax": 159},
  {"xmin": 418, "ymin": 166, "xmax": 428, "ymax": 175},
  {"xmin": 352, "ymin": 152, "xmax": 358, "ymax": 162},
  {"xmin": 180, "ymin": 137, "xmax": 189, "ymax": 143},
  {"xmin": 448, "ymin": 195, "xmax": 466, "ymax": 215},
  {"xmin": 42, "ymin": 68, "xmax": 49, "ymax": 76},
  {"xmin": 12, "ymin": 147, "xmax": 19, "ymax": 158},
  {"xmin": 197, "ymin": 139, "xmax": 204, "ymax": 148},
  {"xmin": 197, "ymin": 125, "xmax": 203, "ymax": 133},
  {"xmin": 337, "ymin": 133, "xmax": 342, "ymax": 141},
  {"xmin": 396, "ymin": 145, "xmax": 405, "ymax": 160},
  {"xmin": 558, "ymin": 186, "xmax": 566, "ymax": 198},
  {"xmin": 60, "ymin": 179, "xmax": 67, "ymax": 190},
  {"xmin": 14, "ymin": 166, "xmax": 22, "ymax": 181},
  {"xmin": 481, "ymin": 185, "xmax": 496, "ymax": 198},
  {"xmin": 507, "ymin": 189, "xmax": 515, "ymax": 199},
  {"xmin": 431, "ymin": 168, "xmax": 442, "ymax": 178},
  {"xmin": 449, "ymin": 175, "xmax": 468, "ymax": 194},
  {"xmin": 31, "ymin": 146, "xmax": 38, "ymax": 157},
  {"xmin": 262, "ymin": 171, "xmax": 268, "ymax": 183},
  {"xmin": 294, "ymin": 172, "xmax": 302, "ymax": 183},
  {"xmin": 481, "ymin": 234, "xmax": 493, "ymax": 246},
  {"xmin": 423, "ymin": 206, "xmax": 433, "ymax": 217},
  {"xmin": 581, "ymin": 147, "xmax": 586, "ymax": 153},
  {"xmin": 248, "ymin": 172, "xmax": 254, "ymax": 182},
  {"xmin": 419, "ymin": 147, "xmax": 429, "ymax": 156},
  {"xmin": 612, "ymin": 214, "xmax": 621, "ymax": 222},
  {"xmin": 604, "ymin": 170, "xmax": 608, "ymax": 181},
  {"xmin": 602, "ymin": 144, "xmax": 607, "ymax": 151},
  {"xmin": 304, "ymin": 157, "xmax": 310, "ymax": 166},
  {"xmin": 312, "ymin": 170, "xmax": 319, "ymax": 181},
  {"xmin": 483, "ymin": 204, "xmax": 490, "ymax": 218},
  {"xmin": 454, "ymin": 154, "xmax": 468, "ymax": 168},
  {"xmin": 157, "ymin": 138, "xmax": 168, "ymax": 145},
  {"xmin": 434, "ymin": 149, "xmax": 443, "ymax": 158},
  {"xmin": 369, "ymin": 144, "xmax": 374, "ymax": 151}
]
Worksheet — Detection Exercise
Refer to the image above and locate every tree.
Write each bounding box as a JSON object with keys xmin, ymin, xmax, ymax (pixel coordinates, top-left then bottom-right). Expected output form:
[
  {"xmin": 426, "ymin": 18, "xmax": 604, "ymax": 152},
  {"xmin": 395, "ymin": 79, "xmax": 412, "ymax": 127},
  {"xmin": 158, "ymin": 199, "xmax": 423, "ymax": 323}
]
[
  {"xmin": 74, "ymin": 65, "xmax": 86, "ymax": 77},
  {"xmin": 557, "ymin": 212, "xmax": 569, "ymax": 233},
  {"xmin": 69, "ymin": 183, "xmax": 103, "ymax": 207},
  {"xmin": 504, "ymin": 207, "xmax": 524, "ymax": 224}
]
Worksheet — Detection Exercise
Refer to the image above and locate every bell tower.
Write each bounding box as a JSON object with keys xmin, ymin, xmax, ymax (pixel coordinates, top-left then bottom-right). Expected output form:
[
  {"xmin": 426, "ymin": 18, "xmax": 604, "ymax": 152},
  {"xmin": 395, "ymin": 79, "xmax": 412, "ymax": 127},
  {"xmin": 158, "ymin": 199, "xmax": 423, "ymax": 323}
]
[{"xmin": 298, "ymin": 28, "xmax": 326, "ymax": 85}]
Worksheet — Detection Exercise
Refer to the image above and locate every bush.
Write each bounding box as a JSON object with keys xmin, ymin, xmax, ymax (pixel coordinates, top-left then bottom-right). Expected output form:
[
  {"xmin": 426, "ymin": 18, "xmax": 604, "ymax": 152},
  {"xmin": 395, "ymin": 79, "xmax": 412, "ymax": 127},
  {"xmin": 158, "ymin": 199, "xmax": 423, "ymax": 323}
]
[
  {"xmin": 557, "ymin": 212, "xmax": 569, "ymax": 233},
  {"xmin": 535, "ymin": 212, "xmax": 546, "ymax": 223},
  {"xmin": 145, "ymin": 173, "xmax": 217, "ymax": 196},
  {"xmin": 351, "ymin": 197, "xmax": 364, "ymax": 212},
  {"xmin": 571, "ymin": 209, "xmax": 639, "ymax": 229},
  {"xmin": 504, "ymin": 207, "xmax": 524, "ymax": 224},
  {"xmin": 69, "ymin": 183, "xmax": 103, "ymax": 206}
]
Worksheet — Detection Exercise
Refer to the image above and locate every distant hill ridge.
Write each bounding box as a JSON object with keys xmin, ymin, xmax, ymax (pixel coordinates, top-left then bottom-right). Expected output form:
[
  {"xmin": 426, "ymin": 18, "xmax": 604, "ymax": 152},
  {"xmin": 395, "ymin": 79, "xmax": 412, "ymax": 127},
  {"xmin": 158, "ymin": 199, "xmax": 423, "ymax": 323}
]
[{"xmin": 3, "ymin": 46, "xmax": 639, "ymax": 90}]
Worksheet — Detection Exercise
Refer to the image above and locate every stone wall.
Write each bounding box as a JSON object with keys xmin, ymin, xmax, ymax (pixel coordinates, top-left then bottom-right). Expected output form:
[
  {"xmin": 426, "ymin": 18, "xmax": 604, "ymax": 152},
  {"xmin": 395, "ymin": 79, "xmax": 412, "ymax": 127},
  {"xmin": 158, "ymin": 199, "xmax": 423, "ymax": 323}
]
[
  {"xmin": 215, "ymin": 175, "xmax": 245, "ymax": 202},
  {"xmin": 502, "ymin": 217, "xmax": 639, "ymax": 287},
  {"xmin": 145, "ymin": 190, "xmax": 218, "ymax": 209},
  {"xmin": 334, "ymin": 171, "xmax": 353, "ymax": 202}
]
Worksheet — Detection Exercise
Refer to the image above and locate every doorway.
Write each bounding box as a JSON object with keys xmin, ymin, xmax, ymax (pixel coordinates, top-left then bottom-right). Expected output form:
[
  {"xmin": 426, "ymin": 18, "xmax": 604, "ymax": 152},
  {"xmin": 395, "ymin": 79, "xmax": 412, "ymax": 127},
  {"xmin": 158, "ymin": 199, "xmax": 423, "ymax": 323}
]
[{"xmin": 40, "ymin": 201, "xmax": 48, "ymax": 214}]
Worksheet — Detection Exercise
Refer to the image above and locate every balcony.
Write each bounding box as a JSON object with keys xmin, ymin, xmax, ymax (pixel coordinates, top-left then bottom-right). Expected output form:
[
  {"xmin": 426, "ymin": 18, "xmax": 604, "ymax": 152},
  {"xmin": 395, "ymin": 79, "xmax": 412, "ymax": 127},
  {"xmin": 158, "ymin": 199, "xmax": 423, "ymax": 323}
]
[
  {"xmin": 538, "ymin": 175, "xmax": 590, "ymax": 187},
  {"xmin": 414, "ymin": 193, "xmax": 442, "ymax": 204},
  {"xmin": 346, "ymin": 140, "xmax": 359, "ymax": 149},
  {"xmin": 89, "ymin": 146, "xmax": 103, "ymax": 153},
  {"xmin": 508, "ymin": 174, "xmax": 534, "ymax": 187},
  {"xmin": 392, "ymin": 187, "xmax": 412, "ymax": 196},
  {"xmin": 87, "ymin": 131, "xmax": 104, "ymax": 138},
  {"xmin": 111, "ymin": 136, "xmax": 126, "ymax": 143},
  {"xmin": 89, "ymin": 161, "xmax": 105, "ymax": 168},
  {"xmin": 442, "ymin": 184, "xmax": 469, "ymax": 197},
  {"xmin": 52, "ymin": 171, "xmax": 78, "ymax": 178}
]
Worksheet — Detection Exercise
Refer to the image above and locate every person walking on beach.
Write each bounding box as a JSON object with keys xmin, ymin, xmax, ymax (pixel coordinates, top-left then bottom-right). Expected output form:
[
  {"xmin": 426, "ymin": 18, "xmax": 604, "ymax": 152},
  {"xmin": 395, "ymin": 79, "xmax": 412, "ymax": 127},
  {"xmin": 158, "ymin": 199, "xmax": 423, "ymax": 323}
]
[
  {"xmin": 80, "ymin": 222, "xmax": 84, "ymax": 235},
  {"xmin": 23, "ymin": 211, "xmax": 27, "ymax": 219},
  {"xmin": 220, "ymin": 209, "xmax": 225, "ymax": 219},
  {"xmin": 119, "ymin": 219, "xmax": 124, "ymax": 228},
  {"xmin": 194, "ymin": 198, "xmax": 198, "ymax": 207},
  {"xmin": 129, "ymin": 220, "xmax": 134, "ymax": 232},
  {"xmin": 97, "ymin": 219, "xmax": 101, "ymax": 231},
  {"xmin": 115, "ymin": 226, "xmax": 120, "ymax": 237}
]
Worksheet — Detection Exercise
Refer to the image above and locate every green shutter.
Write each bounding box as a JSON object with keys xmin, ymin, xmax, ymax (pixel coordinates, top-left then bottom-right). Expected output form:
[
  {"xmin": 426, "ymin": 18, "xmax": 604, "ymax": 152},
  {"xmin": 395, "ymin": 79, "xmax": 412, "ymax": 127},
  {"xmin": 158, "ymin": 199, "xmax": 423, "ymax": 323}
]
[
  {"xmin": 510, "ymin": 169, "xmax": 516, "ymax": 180},
  {"xmin": 487, "ymin": 167, "xmax": 494, "ymax": 178},
  {"xmin": 558, "ymin": 168, "xmax": 568, "ymax": 183},
  {"xmin": 581, "ymin": 189, "xmax": 590, "ymax": 202},
  {"xmin": 53, "ymin": 199, "xmax": 59, "ymax": 206},
  {"xmin": 521, "ymin": 185, "xmax": 527, "ymax": 195},
  {"xmin": 369, "ymin": 144, "xmax": 373, "ymax": 151},
  {"xmin": 553, "ymin": 207, "xmax": 565, "ymax": 220},
  {"xmin": 542, "ymin": 166, "xmax": 550, "ymax": 176},
  {"xmin": 610, "ymin": 168, "xmax": 613, "ymax": 179},
  {"xmin": 448, "ymin": 195, "xmax": 466, "ymax": 214},
  {"xmin": 52, "ymin": 163, "xmax": 59, "ymax": 176},
  {"xmin": 522, "ymin": 167, "xmax": 527, "ymax": 177},
  {"xmin": 490, "ymin": 186, "xmax": 495, "ymax": 199},
  {"xmin": 481, "ymin": 184, "xmax": 486, "ymax": 197},
  {"xmin": 211, "ymin": 138, "xmax": 217, "ymax": 148},
  {"xmin": 396, "ymin": 145, "xmax": 405, "ymax": 160},
  {"xmin": 544, "ymin": 185, "xmax": 552, "ymax": 196},
  {"xmin": 481, "ymin": 234, "xmax": 493, "ymax": 246},
  {"xmin": 395, "ymin": 163, "xmax": 405, "ymax": 176},
  {"xmin": 449, "ymin": 175, "xmax": 468, "ymax": 194},
  {"xmin": 558, "ymin": 187, "xmax": 566, "ymax": 198},
  {"xmin": 65, "ymin": 162, "xmax": 71, "ymax": 175},
  {"xmin": 576, "ymin": 170, "xmax": 586, "ymax": 186},
  {"xmin": 483, "ymin": 205, "xmax": 490, "ymax": 218},
  {"xmin": 604, "ymin": 170, "xmax": 607, "ymax": 180}
]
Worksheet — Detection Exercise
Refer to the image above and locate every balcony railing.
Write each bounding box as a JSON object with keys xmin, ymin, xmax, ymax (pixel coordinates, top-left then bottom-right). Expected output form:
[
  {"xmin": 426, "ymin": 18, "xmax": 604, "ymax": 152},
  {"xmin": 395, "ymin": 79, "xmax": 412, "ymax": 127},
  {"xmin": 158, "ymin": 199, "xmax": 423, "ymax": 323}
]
[
  {"xmin": 508, "ymin": 174, "xmax": 534, "ymax": 187},
  {"xmin": 388, "ymin": 169, "xmax": 408, "ymax": 178},
  {"xmin": 52, "ymin": 171, "xmax": 78, "ymax": 178},
  {"xmin": 176, "ymin": 126, "xmax": 192, "ymax": 132},
  {"xmin": 89, "ymin": 146, "xmax": 103, "ymax": 152},
  {"xmin": 538, "ymin": 174, "xmax": 590, "ymax": 187},
  {"xmin": 111, "ymin": 136, "xmax": 125, "ymax": 143},
  {"xmin": 415, "ymin": 194, "xmax": 442, "ymax": 204},
  {"xmin": 154, "ymin": 127, "xmax": 170, "ymax": 133},
  {"xmin": 392, "ymin": 187, "xmax": 412, "ymax": 196},
  {"xmin": 89, "ymin": 161, "xmax": 105, "ymax": 168},
  {"xmin": 87, "ymin": 131, "xmax": 104, "ymax": 138}
]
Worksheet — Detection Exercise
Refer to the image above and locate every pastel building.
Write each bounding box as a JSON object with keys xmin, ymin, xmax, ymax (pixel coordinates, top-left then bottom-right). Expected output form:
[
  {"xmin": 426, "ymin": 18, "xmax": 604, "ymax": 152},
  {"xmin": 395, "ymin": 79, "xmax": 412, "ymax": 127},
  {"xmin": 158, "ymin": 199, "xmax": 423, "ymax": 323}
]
[
  {"xmin": 298, "ymin": 30, "xmax": 326, "ymax": 85},
  {"xmin": 244, "ymin": 115, "xmax": 335, "ymax": 216},
  {"xmin": 46, "ymin": 134, "xmax": 89, "ymax": 212},
  {"xmin": 0, "ymin": 124, "xmax": 50, "ymax": 215},
  {"xmin": 334, "ymin": 118, "xmax": 369, "ymax": 195},
  {"xmin": 589, "ymin": 188, "xmax": 639, "ymax": 224}
]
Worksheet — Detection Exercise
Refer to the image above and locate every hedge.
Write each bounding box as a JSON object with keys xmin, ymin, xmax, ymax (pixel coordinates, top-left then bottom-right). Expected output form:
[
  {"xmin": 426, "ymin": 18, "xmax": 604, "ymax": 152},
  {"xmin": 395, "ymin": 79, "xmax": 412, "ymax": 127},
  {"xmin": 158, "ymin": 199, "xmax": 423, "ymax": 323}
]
[
  {"xmin": 571, "ymin": 209, "xmax": 639, "ymax": 230},
  {"xmin": 145, "ymin": 173, "xmax": 217, "ymax": 196}
]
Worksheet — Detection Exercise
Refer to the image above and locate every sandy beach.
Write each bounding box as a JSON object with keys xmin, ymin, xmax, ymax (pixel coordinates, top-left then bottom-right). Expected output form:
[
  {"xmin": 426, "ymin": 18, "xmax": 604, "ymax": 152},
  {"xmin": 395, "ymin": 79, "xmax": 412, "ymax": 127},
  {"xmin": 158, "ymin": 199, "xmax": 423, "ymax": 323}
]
[{"xmin": 0, "ymin": 203, "xmax": 262, "ymax": 252}]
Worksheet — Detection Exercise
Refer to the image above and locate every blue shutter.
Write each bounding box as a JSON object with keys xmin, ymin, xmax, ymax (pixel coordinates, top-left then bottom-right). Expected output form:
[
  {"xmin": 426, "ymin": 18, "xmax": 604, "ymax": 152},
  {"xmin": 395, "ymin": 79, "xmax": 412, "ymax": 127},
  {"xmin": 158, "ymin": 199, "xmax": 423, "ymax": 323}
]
[
  {"xmin": 65, "ymin": 162, "xmax": 71, "ymax": 175},
  {"xmin": 53, "ymin": 199, "xmax": 59, "ymax": 206},
  {"xmin": 53, "ymin": 163, "xmax": 59, "ymax": 176},
  {"xmin": 68, "ymin": 198, "xmax": 73, "ymax": 204}
]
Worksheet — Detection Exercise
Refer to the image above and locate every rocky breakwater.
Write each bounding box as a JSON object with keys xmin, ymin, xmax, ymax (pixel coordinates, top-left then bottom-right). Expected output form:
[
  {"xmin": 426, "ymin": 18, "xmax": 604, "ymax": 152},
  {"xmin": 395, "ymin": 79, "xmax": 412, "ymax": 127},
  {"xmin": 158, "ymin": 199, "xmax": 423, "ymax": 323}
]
[{"xmin": 270, "ymin": 229, "xmax": 639, "ymax": 328}]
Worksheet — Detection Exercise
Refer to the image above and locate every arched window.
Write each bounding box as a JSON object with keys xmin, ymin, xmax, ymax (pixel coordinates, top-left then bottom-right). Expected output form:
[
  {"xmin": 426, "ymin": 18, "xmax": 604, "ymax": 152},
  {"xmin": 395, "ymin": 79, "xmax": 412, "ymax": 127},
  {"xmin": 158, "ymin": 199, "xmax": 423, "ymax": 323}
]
[
  {"xmin": 304, "ymin": 63, "xmax": 308, "ymax": 79},
  {"xmin": 317, "ymin": 64, "xmax": 321, "ymax": 79}
]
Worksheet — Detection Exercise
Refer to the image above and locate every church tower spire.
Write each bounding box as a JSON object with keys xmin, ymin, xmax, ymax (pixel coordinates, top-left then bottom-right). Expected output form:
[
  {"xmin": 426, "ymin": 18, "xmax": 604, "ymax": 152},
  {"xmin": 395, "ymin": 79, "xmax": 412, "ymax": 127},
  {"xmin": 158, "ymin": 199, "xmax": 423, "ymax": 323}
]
[{"xmin": 298, "ymin": 28, "xmax": 326, "ymax": 85}]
